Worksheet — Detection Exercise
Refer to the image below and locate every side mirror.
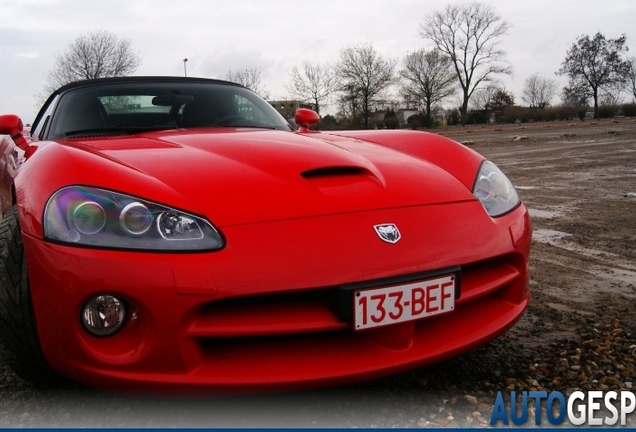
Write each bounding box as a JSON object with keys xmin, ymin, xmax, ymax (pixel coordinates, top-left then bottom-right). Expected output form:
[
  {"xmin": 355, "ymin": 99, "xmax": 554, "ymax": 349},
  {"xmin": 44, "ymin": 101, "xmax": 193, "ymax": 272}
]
[
  {"xmin": 294, "ymin": 108, "xmax": 320, "ymax": 133},
  {"xmin": 0, "ymin": 114, "xmax": 29, "ymax": 150}
]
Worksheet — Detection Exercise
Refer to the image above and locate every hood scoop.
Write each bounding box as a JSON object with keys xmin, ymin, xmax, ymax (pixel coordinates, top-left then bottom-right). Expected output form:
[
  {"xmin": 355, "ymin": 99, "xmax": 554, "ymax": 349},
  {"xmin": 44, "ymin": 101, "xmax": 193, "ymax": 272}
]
[
  {"xmin": 301, "ymin": 165, "xmax": 368, "ymax": 179},
  {"xmin": 300, "ymin": 165, "xmax": 384, "ymax": 197},
  {"xmin": 66, "ymin": 131, "xmax": 130, "ymax": 139}
]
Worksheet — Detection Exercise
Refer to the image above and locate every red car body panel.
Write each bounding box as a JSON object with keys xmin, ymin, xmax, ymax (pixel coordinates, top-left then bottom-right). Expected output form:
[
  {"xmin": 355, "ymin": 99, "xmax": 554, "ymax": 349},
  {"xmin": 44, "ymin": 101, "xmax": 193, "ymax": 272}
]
[
  {"xmin": 13, "ymin": 129, "xmax": 481, "ymax": 232},
  {"xmin": 0, "ymin": 78, "xmax": 530, "ymax": 393}
]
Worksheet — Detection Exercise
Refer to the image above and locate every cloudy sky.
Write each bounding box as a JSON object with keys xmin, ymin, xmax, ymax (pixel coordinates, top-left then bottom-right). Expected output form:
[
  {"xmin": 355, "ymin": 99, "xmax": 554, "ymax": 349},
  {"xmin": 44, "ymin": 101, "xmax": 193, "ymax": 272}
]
[{"xmin": 1, "ymin": 0, "xmax": 633, "ymax": 122}]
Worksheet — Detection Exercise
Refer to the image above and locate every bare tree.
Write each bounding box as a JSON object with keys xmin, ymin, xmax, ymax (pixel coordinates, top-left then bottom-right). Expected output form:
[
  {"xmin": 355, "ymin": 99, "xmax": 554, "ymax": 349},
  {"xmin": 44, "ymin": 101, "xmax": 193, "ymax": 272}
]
[
  {"xmin": 399, "ymin": 48, "xmax": 456, "ymax": 128},
  {"xmin": 522, "ymin": 73, "xmax": 559, "ymax": 109},
  {"xmin": 421, "ymin": 2, "xmax": 512, "ymax": 125},
  {"xmin": 336, "ymin": 84, "xmax": 364, "ymax": 128},
  {"xmin": 287, "ymin": 61, "xmax": 339, "ymax": 116},
  {"xmin": 560, "ymin": 81, "xmax": 589, "ymax": 108},
  {"xmin": 470, "ymin": 84, "xmax": 499, "ymax": 111},
  {"xmin": 226, "ymin": 67, "xmax": 270, "ymax": 99},
  {"xmin": 44, "ymin": 30, "xmax": 141, "ymax": 94},
  {"xmin": 471, "ymin": 84, "xmax": 513, "ymax": 121},
  {"xmin": 627, "ymin": 57, "xmax": 636, "ymax": 100},
  {"xmin": 600, "ymin": 91, "xmax": 622, "ymax": 107},
  {"xmin": 336, "ymin": 43, "xmax": 396, "ymax": 129},
  {"xmin": 557, "ymin": 32, "xmax": 630, "ymax": 118},
  {"xmin": 489, "ymin": 88, "xmax": 514, "ymax": 114}
]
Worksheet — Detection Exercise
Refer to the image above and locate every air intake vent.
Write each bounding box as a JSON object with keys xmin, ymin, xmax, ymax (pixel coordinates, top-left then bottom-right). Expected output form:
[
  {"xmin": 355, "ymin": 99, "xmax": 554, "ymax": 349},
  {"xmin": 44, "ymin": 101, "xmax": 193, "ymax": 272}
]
[
  {"xmin": 301, "ymin": 166, "xmax": 367, "ymax": 179},
  {"xmin": 66, "ymin": 132, "xmax": 129, "ymax": 139}
]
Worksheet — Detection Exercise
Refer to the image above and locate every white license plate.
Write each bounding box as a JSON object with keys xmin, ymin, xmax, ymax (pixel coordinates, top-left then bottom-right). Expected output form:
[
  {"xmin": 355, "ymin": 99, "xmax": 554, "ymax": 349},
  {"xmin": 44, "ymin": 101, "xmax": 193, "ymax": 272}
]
[{"xmin": 354, "ymin": 274, "xmax": 456, "ymax": 330}]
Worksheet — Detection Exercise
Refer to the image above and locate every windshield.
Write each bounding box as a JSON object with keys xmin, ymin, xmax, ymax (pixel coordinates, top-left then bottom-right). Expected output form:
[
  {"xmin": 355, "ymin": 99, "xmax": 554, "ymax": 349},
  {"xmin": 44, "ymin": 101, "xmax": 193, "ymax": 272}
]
[{"xmin": 48, "ymin": 81, "xmax": 291, "ymax": 139}]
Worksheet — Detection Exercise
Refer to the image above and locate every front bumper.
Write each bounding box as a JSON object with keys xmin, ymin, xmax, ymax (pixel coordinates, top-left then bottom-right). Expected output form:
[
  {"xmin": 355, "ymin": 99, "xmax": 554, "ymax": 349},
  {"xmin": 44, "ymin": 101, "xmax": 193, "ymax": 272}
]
[{"xmin": 24, "ymin": 201, "xmax": 531, "ymax": 393}]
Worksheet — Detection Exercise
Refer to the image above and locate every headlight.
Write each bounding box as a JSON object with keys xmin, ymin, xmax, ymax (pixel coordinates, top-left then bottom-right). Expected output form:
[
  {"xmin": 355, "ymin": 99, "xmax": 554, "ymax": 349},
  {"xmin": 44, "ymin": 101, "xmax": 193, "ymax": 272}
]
[
  {"xmin": 473, "ymin": 160, "xmax": 520, "ymax": 217},
  {"xmin": 44, "ymin": 186, "xmax": 224, "ymax": 251}
]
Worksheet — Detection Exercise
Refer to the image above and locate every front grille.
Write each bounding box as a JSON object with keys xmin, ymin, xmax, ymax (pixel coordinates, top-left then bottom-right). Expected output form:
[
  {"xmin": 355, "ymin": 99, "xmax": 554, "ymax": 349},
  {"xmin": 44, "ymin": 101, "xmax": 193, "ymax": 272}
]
[{"xmin": 186, "ymin": 254, "xmax": 525, "ymax": 344}]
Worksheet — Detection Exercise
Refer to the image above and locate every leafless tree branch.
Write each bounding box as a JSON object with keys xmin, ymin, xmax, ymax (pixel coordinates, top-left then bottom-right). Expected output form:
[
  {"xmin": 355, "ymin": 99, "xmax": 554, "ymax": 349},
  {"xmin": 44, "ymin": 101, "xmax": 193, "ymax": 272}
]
[
  {"xmin": 627, "ymin": 57, "xmax": 636, "ymax": 100},
  {"xmin": 399, "ymin": 48, "xmax": 456, "ymax": 127},
  {"xmin": 287, "ymin": 61, "xmax": 339, "ymax": 115},
  {"xmin": 226, "ymin": 67, "xmax": 270, "ymax": 99},
  {"xmin": 336, "ymin": 43, "xmax": 396, "ymax": 129},
  {"xmin": 557, "ymin": 32, "xmax": 630, "ymax": 118},
  {"xmin": 44, "ymin": 29, "xmax": 141, "ymax": 95},
  {"xmin": 522, "ymin": 73, "xmax": 559, "ymax": 109},
  {"xmin": 421, "ymin": 2, "xmax": 511, "ymax": 124}
]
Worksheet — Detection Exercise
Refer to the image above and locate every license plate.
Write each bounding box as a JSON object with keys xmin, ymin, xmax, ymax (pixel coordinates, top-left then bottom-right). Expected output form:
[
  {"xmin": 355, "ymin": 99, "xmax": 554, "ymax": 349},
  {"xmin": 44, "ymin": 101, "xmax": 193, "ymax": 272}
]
[{"xmin": 354, "ymin": 274, "xmax": 456, "ymax": 330}]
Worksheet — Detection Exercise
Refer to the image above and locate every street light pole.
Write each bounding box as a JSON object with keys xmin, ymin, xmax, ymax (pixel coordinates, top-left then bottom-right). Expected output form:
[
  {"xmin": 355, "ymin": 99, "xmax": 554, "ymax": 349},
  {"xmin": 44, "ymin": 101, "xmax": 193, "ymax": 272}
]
[{"xmin": 183, "ymin": 58, "xmax": 188, "ymax": 77}]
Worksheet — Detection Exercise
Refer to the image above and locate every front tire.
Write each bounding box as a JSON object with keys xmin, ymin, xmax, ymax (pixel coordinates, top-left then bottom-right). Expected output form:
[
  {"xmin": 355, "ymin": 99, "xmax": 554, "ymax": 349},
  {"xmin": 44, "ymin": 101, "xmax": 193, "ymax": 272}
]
[{"xmin": 0, "ymin": 205, "xmax": 63, "ymax": 385}]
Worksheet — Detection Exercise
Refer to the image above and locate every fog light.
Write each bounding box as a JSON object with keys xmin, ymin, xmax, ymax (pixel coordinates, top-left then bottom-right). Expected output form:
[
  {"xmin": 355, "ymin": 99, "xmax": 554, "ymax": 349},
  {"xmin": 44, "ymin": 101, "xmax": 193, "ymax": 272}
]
[{"xmin": 81, "ymin": 295, "xmax": 126, "ymax": 336}]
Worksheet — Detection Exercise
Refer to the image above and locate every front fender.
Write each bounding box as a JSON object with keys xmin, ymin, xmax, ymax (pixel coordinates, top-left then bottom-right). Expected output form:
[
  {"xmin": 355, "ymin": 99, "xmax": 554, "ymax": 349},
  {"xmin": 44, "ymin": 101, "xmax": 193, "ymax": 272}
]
[{"xmin": 13, "ymin": 142, "xmax": 203, "ymax": 239}]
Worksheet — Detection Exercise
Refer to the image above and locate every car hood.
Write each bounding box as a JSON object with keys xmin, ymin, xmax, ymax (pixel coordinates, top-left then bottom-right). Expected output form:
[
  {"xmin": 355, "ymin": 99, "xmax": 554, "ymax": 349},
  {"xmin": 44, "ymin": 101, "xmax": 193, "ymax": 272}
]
[{"xmin": 69, "ymin": 129, "xmax": 475, "ymax": 226}]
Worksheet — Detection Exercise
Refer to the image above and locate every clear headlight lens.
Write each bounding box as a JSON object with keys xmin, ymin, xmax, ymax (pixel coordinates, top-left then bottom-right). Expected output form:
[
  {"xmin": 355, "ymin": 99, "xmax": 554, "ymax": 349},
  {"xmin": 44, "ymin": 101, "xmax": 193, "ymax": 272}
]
[
  {"xmin": 44, "ymin": 186, "xmax": 224, "ymax": 251},
  {"xmin": 473, "ymin": 160, "xmax": 520, "ymax": 217}
]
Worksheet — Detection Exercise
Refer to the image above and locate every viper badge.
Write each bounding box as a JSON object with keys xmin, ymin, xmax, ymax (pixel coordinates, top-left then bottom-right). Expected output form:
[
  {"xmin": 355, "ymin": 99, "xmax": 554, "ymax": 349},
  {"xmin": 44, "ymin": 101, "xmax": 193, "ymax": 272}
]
[{"xmin": 373, "ymin": 223, "xmax": 401, "ymax": 244}]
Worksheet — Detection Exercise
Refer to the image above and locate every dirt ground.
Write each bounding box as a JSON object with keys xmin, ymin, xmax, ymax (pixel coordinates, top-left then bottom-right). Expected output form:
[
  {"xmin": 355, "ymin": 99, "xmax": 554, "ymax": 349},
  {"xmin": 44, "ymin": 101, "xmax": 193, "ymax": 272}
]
[
  {"xmin": 1, "ymin": 118, "xmax": 635, "ymax": 427},
  {"xmin": 444, "ymin": 117, "xmax": 636, "ymax": 345}
]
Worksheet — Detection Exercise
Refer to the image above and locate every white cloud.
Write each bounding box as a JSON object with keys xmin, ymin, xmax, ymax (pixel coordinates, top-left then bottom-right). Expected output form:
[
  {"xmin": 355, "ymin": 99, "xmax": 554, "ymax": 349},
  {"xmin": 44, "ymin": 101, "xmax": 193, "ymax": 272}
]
[{"xmin": 15, "ymin": 51, "xmax": 40, "ymax": 59}]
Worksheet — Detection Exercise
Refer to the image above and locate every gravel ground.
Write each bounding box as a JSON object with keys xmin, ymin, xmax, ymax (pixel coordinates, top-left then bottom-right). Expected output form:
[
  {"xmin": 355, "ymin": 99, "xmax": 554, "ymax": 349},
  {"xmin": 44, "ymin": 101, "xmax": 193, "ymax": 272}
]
[{"xmin": 1, "ymin": 118, "xmax": 635, "ymax": 427}]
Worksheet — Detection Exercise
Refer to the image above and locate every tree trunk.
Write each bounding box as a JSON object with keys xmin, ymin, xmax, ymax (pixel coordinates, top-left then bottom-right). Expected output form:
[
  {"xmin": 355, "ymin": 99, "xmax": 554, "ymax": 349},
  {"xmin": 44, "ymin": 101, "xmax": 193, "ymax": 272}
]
[
  {"xmin": 425, "ymin": 100, "xmax": 432, "ymax": 128},
  {"xmin": 460, "ymin": 96, "xmax": 469, "ymax": 126}
]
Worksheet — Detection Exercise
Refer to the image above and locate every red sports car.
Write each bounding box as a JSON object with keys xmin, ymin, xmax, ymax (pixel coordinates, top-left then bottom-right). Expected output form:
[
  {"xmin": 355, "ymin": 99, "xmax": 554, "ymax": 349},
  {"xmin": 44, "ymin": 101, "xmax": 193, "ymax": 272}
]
[{"xmin": 0, "ymin": 77, "xmax": 530, "ymax": 393}]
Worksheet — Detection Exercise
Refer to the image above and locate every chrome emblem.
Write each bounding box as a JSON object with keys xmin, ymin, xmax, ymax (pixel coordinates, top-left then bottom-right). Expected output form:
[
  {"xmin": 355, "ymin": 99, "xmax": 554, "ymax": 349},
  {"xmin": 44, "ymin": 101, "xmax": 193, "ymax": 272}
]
[{"xmin": 374, "ymin": 223, "xmax": 401, "ymax": 244}]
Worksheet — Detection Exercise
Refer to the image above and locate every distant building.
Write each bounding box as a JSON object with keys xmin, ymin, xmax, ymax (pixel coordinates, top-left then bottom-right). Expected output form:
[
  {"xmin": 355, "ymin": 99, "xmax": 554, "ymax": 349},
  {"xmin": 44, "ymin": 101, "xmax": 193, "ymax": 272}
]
[
  {"xmin": 370, "ymin": 108, "xmax": 420, "ymax": 128},
  {"xmin": 269, "ymin": 100, "xmax": 313, "ymax": 120},
  {"xmin": 398, "ymin": 109, "xmax": 419, "ymax": 126}
]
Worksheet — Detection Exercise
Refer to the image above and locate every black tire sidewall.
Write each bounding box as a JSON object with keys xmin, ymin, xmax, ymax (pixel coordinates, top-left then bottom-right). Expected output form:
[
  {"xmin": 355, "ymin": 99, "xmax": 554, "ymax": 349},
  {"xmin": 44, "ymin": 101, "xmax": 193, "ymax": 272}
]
[{"xmin": 0, "ymin": 205, "xmax": 64, "ymax": 385}]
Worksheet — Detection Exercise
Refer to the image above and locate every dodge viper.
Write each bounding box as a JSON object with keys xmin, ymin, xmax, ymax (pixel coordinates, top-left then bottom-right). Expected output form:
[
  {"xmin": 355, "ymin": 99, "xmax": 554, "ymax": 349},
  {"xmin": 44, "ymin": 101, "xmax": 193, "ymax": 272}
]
[{"xmin": 0, "ymin": 77, "xmax": 531, "ymax": 393}]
